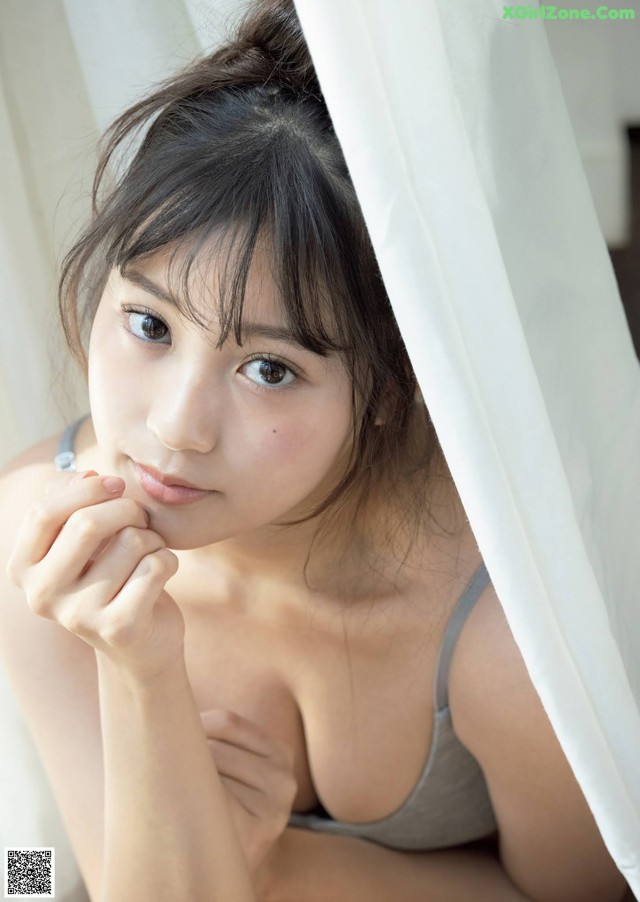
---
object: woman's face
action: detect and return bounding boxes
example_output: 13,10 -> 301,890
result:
87,244 -> 354,550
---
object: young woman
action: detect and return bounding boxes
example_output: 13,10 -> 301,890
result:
0,1 -> 629,900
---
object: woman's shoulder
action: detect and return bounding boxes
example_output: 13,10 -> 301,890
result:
447,578 -> 565,778
448,580 -> 626,901
0,429 -> 61,486
0,430 -> 64,530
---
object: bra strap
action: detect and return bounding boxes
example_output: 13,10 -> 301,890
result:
434,561 -> 491,711
54,415 -> 90,472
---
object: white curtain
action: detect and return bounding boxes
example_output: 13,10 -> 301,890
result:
293,0 -> 640,894
1,0 -> 638,899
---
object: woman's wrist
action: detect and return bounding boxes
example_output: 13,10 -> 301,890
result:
95,641 -> 187,695
97,638 -> 255,901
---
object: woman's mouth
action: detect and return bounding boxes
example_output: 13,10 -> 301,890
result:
132,461 -> 215,505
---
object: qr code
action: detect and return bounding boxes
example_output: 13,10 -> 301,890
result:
4,848 -> 55,898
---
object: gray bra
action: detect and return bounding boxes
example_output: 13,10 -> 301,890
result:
288,561 -> 497,850
56,416 -> 497,851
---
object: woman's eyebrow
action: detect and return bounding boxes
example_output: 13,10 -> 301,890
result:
120,266 -> 318,351
239,323 -> 311,349
121,268 -> 177,306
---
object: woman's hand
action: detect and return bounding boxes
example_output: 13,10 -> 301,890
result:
199,708 -> 298,877
6,469 -> 182,682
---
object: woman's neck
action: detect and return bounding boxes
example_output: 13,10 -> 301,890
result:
192,465 -> 471,603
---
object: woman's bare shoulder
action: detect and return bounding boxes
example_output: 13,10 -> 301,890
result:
0,430 -> 61,490
0,431 -> 65,556
449,583 -> 626,902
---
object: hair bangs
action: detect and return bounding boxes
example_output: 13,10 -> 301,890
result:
106,105 -> 362,365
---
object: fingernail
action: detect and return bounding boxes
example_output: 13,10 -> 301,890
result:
102,476 -> 125,494
71,469 -> 98,483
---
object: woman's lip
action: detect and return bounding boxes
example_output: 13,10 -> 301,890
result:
133,462 -> 214,505
135,461 -> 205,490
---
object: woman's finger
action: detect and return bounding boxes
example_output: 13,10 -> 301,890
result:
17,496 -> 151,596
218,774 -> 264,815
43,469 -> 97,497
73,525 -> 166,600
204,737 -> 283,790
7,472 -> 140,577
199,709 -> 285,760
100,548 -> 180,634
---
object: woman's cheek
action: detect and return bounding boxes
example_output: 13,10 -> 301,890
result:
255,421 -> 306,462
91,311 -> 152,392
89,341 -> 142,420
236,411 -> 313,468
263,412 -> 347,471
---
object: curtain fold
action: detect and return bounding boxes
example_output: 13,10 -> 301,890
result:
293,0 -> 640,892
0,0 -> 94,461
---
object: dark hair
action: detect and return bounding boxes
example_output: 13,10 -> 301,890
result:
58,0 -> 449,569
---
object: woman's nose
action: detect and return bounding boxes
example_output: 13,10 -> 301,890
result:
146,366 -> 220,454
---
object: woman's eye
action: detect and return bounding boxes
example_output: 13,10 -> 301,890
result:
126,310 -> 170,344
242,358 -> 296,388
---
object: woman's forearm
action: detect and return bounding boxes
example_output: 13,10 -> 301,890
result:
262,828 -> 531,902
97,652 -> 255,902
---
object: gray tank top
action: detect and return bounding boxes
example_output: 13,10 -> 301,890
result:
56,416 -> 498,851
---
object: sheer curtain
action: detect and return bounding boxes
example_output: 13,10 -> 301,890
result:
293,0 -> 640,893
1,0 -> 638,898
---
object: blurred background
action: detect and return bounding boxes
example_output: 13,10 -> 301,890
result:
543,14 -> 640,359
0,0 -> 638,467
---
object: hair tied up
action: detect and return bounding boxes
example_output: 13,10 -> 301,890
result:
224,0 -> 323,100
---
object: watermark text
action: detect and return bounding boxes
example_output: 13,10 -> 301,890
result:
503,5 -> 636,19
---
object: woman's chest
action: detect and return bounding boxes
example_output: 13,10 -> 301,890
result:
175,573 -> 457,823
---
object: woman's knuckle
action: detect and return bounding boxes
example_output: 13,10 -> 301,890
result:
151,548 -> 178,576
6,555 -> 21,587
142,551 -> 165,578
118,526 -> 145,555
60,608 -> 85,635
100,618 -> 128,645
28,590 -> 51,617
68,510 -> 98,542
30,500 -> 51,529
160,548 -> 179,572
98,624 -> 119,646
